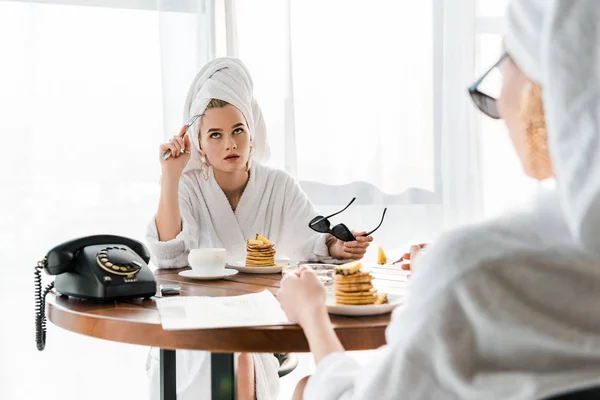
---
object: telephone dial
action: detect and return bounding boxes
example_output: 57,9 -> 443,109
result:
34,235 -> 157,351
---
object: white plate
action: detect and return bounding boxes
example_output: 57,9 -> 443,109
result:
226,262 -> 282,274
326,294 -> 403,316
227,259 -> 295,274
178,269 -> 239,280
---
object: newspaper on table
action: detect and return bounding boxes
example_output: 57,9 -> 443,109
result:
156,290 -> 292,330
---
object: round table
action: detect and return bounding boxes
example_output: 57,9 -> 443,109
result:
47,264 -> 407,399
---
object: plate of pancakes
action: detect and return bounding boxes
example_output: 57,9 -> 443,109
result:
326,260 -> 403,316
227,234 -> 292,274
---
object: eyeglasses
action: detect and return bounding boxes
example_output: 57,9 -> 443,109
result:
308,197 -> 387,242
468,52 -> 509,120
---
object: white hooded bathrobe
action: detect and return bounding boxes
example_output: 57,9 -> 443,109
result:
304,1 -> 600,399
145,57 -> 334,400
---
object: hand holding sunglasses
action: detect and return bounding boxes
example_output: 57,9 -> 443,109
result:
309,197 -> 387,242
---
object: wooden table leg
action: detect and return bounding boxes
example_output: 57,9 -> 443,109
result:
211,352 -> 236,400
160,349 -> 176,400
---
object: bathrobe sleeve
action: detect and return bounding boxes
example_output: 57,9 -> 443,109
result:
145,176 -> 199,269
303,295 -> 455,400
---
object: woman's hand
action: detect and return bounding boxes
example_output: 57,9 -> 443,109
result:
278,268 -> 345,365
159,128 -> 192,179
327,231 -> 373,260
278,267 -> 327,328
392,243 -> 426,277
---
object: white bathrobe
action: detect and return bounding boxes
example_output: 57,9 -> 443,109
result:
146,163 -> 335,400
147,163 -> 333,267
305,1 -> 600,399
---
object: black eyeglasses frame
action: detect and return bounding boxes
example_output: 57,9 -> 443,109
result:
468,52 -> 509,120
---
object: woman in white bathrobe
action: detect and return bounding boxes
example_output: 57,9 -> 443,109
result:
145,57 -> 372,400
278,1 -> 600,399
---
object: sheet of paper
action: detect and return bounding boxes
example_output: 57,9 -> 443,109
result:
155,289 -> 292,330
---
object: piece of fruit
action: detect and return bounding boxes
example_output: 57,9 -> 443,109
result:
335,260 -> 363,275
377,246 -> 387,265
247,239 -> 264,245
376,293 -> 388,304
255,234 -> 273,245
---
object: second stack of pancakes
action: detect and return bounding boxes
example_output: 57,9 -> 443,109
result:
334,261 -> 386,305
245,237 -> 276,267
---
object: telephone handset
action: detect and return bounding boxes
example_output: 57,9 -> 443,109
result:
45,234 -> 151,274
35,235 -> 157,351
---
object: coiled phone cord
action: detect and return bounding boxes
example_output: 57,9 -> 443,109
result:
35,260 -> 54,351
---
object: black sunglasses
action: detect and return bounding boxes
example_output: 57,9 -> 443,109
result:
309,197 -> 387,242
468,52 -> 509,120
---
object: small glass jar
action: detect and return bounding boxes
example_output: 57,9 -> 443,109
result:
296,263 -> 336,287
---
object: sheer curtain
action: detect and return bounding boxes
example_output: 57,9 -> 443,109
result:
0,2 -> 165,399
233,0 -> 483,255
0,1 -> 535,399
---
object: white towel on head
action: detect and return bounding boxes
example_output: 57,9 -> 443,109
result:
181,57 -> 270,173
505,0 -> 600,256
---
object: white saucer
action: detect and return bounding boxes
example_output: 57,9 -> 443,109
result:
178,269 -> 238,280
325,294 -> 403,316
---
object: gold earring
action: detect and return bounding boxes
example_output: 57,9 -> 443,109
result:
200,154 -> 211,181
520,83 -> 553,180
246,146 -> 254,172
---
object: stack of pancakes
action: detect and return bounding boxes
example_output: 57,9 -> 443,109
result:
245,234 -> 276,267
334,261 -> 387,305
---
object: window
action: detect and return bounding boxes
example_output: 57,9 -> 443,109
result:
235,0 -> 436,197
0,3 -> 165,399
474,0 -> 540,218
0,2 -> 165,239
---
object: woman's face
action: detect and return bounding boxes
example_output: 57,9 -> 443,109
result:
497,56 -> 531,172
198,104 -> 251,173
497,56 -> 553,179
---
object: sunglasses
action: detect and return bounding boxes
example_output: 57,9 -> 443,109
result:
309,197 -> 387,242
468,52 -> 509,120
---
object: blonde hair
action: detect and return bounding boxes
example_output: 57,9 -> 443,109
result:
198,98 -> 230,151
206,98 -> 229,109
520,83 -> 553,180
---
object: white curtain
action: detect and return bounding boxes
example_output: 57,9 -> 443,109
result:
439,0 -> 483,227
0,1 -> 532,399
0,2 -> 164,399
231,0 -> 485,253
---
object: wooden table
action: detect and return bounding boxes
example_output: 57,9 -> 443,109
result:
47,264 -> 407,400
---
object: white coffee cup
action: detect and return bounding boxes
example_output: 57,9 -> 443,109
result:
188,248 -> 227,275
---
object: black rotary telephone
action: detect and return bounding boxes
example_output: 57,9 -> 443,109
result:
34,235 -> 157,351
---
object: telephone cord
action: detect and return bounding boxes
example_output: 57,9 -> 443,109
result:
35,261 -> 54,351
